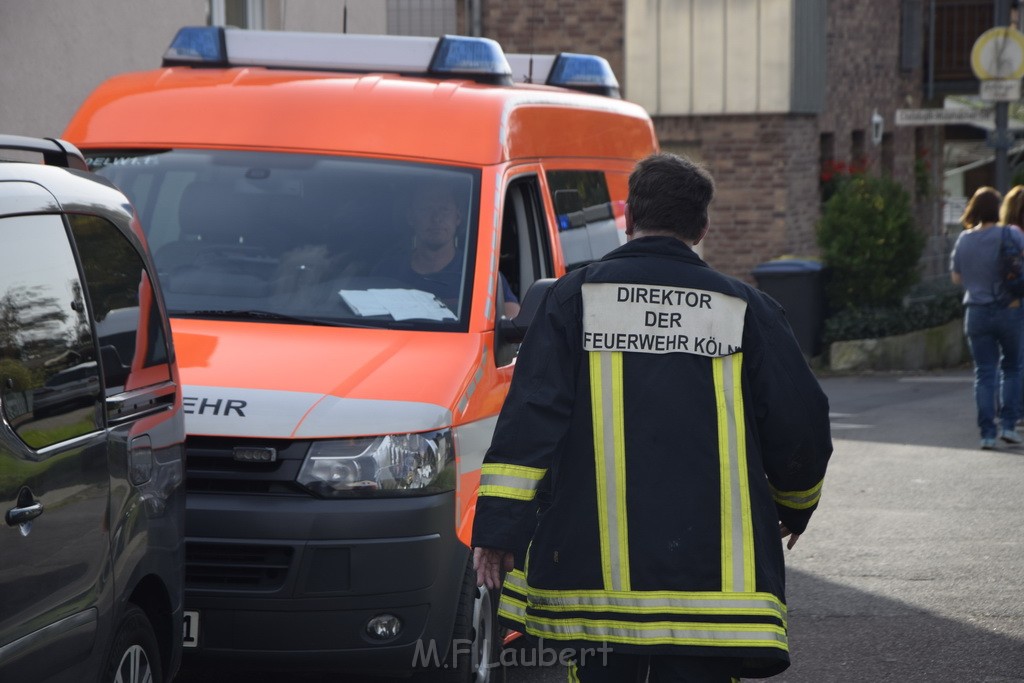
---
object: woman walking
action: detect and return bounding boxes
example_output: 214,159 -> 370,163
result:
999,185 -> 1024,424
951,186 -> 1024,449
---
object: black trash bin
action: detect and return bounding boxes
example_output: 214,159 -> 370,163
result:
751,258 -> 827,357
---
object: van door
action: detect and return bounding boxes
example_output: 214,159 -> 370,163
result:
0,213 -> 109,683
495,170 -> 555,367
66,212 -> 180,661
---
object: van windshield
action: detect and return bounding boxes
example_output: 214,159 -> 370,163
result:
86,150 -> 479,330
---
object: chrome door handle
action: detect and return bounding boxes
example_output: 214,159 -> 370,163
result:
6,501 -> 44,526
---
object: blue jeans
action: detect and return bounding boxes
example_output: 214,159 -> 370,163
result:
965,304 -> 1023,439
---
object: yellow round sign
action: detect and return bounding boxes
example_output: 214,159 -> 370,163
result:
971,26 -> 1024,80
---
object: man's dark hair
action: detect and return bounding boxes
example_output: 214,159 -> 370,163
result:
627,153 -> 715,241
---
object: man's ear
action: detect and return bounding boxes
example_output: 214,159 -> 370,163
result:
624,203 -> 635,238
692,219 -> 710,246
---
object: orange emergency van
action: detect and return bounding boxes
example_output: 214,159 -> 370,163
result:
64,27 -> 657,679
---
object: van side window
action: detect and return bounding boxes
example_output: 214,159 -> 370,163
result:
0,215 -> 102,449
546,170 -> 618,270
68,215 -> 171,395
501,176 -> 553,305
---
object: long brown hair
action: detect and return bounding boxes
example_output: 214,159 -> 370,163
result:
960,186 -> 1002,229
1000,185 -> 1024,227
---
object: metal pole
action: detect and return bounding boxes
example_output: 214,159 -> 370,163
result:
928,0 -> 935,102
996,0 -> 1011,194
997,103 -> 1010,193
471,0 -> 482,37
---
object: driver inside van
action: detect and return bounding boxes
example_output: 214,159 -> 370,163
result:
375,184 -> 521,318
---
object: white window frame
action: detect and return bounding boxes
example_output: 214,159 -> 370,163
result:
210,0 -> 265,29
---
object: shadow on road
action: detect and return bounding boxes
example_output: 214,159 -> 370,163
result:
822,372 -> 1024,453
780,568 -> 1024,682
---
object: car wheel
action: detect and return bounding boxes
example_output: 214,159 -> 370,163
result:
419,559 -> 504,683
103,603 -> 163,683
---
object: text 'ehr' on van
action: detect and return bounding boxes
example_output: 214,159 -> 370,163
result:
64,26 -> 658,680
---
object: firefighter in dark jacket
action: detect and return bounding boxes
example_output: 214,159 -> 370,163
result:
472,153 -> 832,682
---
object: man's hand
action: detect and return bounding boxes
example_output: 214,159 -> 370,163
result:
473,547 -> 514,589
779,524 -> 800,550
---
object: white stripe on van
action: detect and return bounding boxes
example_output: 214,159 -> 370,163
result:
183,385 -> 451,438
454,414 -> 499,474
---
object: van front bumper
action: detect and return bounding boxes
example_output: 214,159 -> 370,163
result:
182,490 -> 467,674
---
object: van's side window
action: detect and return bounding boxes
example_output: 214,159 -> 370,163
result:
69,215 -> 171,395
501,176 -> 553,306
0,215 -> 103,449
546,170 -> 618,270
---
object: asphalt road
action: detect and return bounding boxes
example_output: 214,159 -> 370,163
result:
176,369 -> 1024,682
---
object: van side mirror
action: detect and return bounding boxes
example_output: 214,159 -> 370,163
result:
497,278 -> 555,345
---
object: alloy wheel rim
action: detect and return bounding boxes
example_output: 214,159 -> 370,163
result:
471,585 -> 495,682
113,644 -> 153,683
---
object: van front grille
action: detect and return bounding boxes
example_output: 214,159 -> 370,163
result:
185,436 -> 310,496
186,542 -> 294,591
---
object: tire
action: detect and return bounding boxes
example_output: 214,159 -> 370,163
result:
102,603 -> 163,683
418,559 -> 504,683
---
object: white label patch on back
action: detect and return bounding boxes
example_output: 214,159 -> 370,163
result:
582,283 -> 746,357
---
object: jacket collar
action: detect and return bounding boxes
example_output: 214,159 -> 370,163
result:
601,235 -> 709,268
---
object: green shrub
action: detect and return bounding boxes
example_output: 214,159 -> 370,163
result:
823,282 -> 962,344
817,174 -> 924,311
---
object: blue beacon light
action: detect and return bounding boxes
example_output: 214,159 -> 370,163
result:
163,26 -> 228,67
429,35 -> 513,86
547,53 -> 621,98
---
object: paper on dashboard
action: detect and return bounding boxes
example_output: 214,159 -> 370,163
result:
339,288 -> 456,321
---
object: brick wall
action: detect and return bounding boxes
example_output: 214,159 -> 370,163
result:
820,0 -> 945,281
820,0 -> 922,192
481,0 -> 624,88
656,115 -> 820,282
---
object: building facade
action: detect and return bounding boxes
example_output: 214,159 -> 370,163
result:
482,0 -> 943,282
2,0 -> 950,282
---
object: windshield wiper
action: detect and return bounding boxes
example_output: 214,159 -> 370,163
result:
169,309 -> 432,329
170,309 -> 355,326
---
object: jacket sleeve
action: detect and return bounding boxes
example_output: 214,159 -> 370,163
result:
746,293 -> 833,535
471,283 -> 579,558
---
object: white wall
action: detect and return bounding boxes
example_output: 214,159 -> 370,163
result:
0,0 -> 392,139
266,0 -> 386,34
0,0 -> 207,138
625,0 -> 795,115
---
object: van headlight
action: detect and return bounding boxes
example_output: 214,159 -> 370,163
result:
297,429 -> 455,497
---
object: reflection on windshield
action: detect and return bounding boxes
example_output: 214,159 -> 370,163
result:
87,151 -> 479,329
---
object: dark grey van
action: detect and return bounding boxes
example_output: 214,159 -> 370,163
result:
0,136 -> 185,683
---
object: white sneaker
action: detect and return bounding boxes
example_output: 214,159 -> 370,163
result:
1000,429 -> 1023,444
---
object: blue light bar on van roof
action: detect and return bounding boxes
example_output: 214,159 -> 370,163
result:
164,26 -> 228,66
548,53 -> 620,98
507,52 -> 620,98
162,26 -> 513,85
429,35 -> 512,85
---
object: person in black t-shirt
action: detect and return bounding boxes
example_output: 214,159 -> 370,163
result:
375,184 -> 519,317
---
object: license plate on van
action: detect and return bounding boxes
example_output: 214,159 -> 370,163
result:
183,610 -> 199,648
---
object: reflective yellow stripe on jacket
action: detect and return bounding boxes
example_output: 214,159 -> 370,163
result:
498,568 -> 788,650
769,479 -> 824,510
479,462 -> 547,501
590,350 -> 630,592
714,353 -> 755,593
